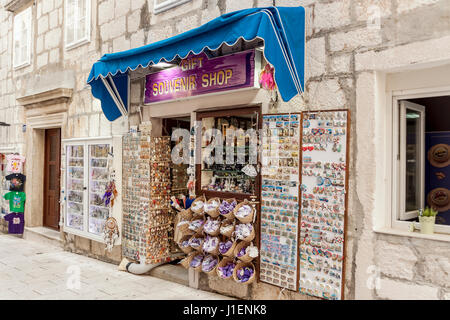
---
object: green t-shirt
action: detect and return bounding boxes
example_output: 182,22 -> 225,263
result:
4,192 -> 26,213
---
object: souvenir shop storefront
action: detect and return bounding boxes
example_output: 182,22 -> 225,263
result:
88,7 -> 349,300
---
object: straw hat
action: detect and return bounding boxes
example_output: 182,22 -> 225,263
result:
427,188 -> 450,212
428,144 -> 450,168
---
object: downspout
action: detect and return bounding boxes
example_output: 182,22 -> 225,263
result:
119,255 -> 166,275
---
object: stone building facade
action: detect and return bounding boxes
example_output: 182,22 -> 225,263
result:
1,0 -> 450,300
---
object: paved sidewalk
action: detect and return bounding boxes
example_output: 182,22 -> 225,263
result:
0,234 -> 232,300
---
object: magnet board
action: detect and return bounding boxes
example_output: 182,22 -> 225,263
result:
259,113 -> 301,290
298,110 -> 349,300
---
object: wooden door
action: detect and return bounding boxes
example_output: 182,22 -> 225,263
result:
44,128 -> 61,230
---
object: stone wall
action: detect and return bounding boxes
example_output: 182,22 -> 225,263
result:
1,0 -> 450,300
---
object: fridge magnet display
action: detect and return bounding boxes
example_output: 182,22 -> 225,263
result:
298,110 -> 349,300
260,113 -> 301,291
122,133 -> 176,264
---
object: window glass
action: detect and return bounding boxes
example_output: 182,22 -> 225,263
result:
65,0 -> 90,47
405,109 -> 421,212
13,7 -> 31,68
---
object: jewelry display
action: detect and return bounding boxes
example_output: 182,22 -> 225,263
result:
298,110 -> 349,300
259,114 -> 300,291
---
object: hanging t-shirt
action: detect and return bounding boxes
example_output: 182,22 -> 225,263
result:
6,154 -> 25,174
3,213 -> 24,234
3,192 -> 26,213
5,173 -> 26,192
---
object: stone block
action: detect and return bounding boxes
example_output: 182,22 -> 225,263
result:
105,245 -> 122,263
75,235 -> 91,252
99,0 -> 114,25
37,14 -> 49,35
175,14 -> 199,35
115,0 -> 131,18
148,24 -> 173,43
36,35 -> 44,54
37,52 -> 49,69
226,0 -> 252,13
207,274 -> 249,299
397,0 -> 439,14
314,0 -> 351,32
99,113 -> 112,136
376,278 -> 439,300
49,10 -> 58,29
329,27 -> 382,53
200,4 -> 221,25
130,81 -> 142,104
276,0 -> 316,6
44,27 -> 62,50
306,78 -> 347,109
354,0 -> 392,22
355,34 -> 450,71
109,16 -> 127,39
330,54 -> 351,73
420,255 -> 450,287
89,113 -> 100,137
131,0 -> 147,11
130,29 -> 145,48
91,239 -> 105,257
42,0 -> 54,15
49,48 -> 59,64
375,240 -> 417,280
113,35 -> 130,52
127,10 -> 141,33
305,36 -> 325,79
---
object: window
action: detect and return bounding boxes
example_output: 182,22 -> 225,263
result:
65,141 -> 111,241
153,0 -> 192,14
13,7 -> 32,68
398,101 -> 425,220
65,0 -> 90,48
393,93 -> 450,233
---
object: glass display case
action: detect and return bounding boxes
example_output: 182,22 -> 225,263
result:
65,141 -> 111,239
196,107 -> 260,199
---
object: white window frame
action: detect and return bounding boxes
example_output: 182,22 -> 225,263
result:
63,137 -> 111,242
64,0 -> 91,50
13,6 -> 32,69
390,87 -> 450,234
153,0 -> 192,14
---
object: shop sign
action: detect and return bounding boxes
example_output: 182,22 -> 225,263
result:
144,50 -> 255,103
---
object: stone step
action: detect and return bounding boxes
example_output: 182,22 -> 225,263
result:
23,226 -> 63,248
148,262 -> 189,287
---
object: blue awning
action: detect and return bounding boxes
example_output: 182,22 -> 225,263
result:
87,6 -> 305,121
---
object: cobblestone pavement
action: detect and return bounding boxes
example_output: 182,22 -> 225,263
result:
0,234 -> 232,300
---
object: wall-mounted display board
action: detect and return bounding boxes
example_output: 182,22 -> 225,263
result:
259,113 -> 301,291
298,110 -> 349,300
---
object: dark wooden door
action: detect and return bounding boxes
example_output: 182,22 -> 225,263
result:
44,128 -> 61,230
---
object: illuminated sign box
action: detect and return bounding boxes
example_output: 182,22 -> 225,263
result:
144,49 -> 257,104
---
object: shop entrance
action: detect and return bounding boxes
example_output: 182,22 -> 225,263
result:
43,128 -> 61,230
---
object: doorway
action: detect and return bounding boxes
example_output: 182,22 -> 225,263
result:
43,128 -> 61,230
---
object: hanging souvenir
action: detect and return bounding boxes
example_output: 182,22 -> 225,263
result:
103,217 -> 119,252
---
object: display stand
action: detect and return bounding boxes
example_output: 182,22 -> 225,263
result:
298,110 -> 350,300
122,133 -> 176,263
259,113 -> 301,291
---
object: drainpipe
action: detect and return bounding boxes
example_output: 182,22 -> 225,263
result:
118,256 -> 166,275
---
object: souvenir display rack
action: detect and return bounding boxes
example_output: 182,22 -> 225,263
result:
122,132 -> 176,263
195,107 -> 261,200
176,195 -> 259,284
298,110 -> 349,300
259,113 -> 301,291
